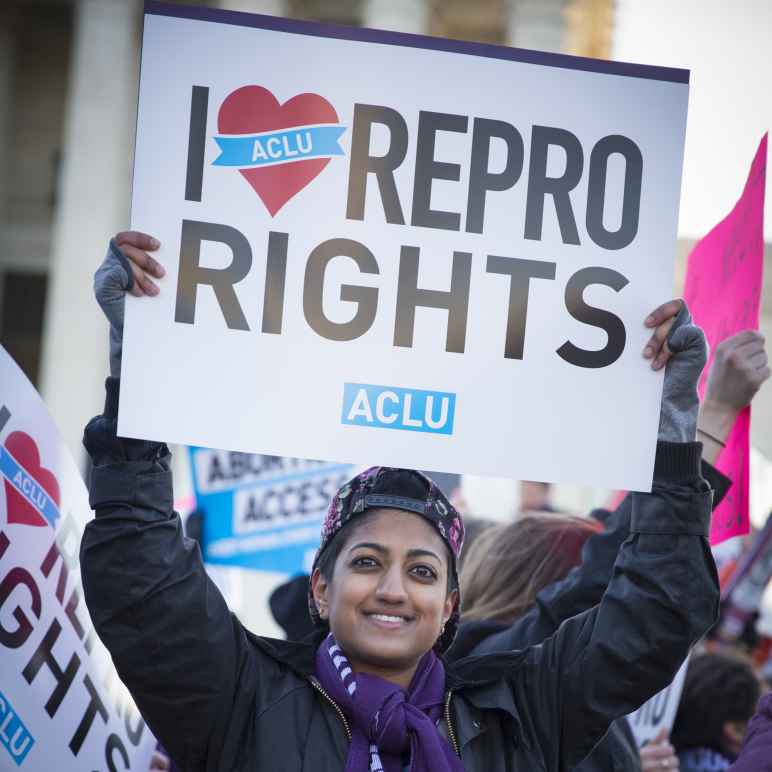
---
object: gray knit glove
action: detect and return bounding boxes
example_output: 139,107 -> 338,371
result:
94,239 -> 134,378
658,303 -> 709,443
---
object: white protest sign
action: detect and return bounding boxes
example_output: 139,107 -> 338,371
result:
121,3 -> 689,491
0,347 -> 156,770
627,658 -> 689,747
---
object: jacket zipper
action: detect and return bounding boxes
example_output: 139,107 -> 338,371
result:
444,690 -> 461,758
309,677 -> 352,740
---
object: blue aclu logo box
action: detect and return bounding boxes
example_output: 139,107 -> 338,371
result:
341,383 -> 456,435
0,690 -> 34,766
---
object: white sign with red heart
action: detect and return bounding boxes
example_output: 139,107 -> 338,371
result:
122,5 -> 689,491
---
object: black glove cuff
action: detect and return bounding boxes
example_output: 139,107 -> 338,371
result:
104,377 -> 121,419
654,440 -> 703,483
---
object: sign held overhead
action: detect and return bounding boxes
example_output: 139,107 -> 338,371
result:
120,2 -> 690,490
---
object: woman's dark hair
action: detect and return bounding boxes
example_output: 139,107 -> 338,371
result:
671,652 -> 761,756
316,509 -> 454,594
316,510 -> 379,582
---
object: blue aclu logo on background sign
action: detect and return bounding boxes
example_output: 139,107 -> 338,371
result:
0,690 -> 34,766
341,383 -> 456,435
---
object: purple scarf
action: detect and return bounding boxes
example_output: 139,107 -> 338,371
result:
314,634 -> 464,772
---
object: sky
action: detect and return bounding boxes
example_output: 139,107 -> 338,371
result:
614,0 -> 771,242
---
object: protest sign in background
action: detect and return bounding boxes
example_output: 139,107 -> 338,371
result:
189,448 -> 460,577
121,3 -> 690,491
716,511 -> 772,642
684,134 -> 767,544
0,346 -> 156,770
190,448 -> 354,573
627,659 -> 689,748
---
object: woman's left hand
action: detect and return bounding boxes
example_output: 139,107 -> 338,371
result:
645,299 -> 708,443
639,729 -> 679,770
643,299 -> 687,370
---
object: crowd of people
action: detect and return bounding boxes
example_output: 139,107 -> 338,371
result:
82,230 -> 772,771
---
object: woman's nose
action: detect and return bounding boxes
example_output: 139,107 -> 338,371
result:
375,566 -> 408,602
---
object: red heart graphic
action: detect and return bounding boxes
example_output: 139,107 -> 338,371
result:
218,86 -> 340,216
3,431 -> 60,528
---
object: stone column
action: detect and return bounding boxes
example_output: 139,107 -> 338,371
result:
507,0 -> 567,52
39,0 -> 140,465
563,0 -> 613,58
0,9 -> 15,224
364,0 -> 429,33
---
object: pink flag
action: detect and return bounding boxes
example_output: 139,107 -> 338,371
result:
683,134 -> 767,545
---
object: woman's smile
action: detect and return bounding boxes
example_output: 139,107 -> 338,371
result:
363,610 -> 416,630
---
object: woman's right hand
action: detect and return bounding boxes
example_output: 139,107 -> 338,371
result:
113,230 -> 164,296
94,231 -> 164,376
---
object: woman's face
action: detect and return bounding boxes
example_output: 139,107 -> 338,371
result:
312,509 -> 457,688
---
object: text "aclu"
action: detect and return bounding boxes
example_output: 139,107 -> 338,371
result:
341,384 -> 455,435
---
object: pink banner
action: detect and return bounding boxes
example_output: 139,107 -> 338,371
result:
684,134 -> 767,545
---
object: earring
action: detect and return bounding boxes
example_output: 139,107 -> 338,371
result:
440,622 -> 446,636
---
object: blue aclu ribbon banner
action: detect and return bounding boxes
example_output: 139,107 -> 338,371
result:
0,446 -> 60,528
213,125 -> 346,168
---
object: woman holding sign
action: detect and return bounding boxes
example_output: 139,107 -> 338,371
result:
82,231 -> 720,771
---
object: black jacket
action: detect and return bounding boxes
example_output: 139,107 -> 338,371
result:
80,378 -> 720,772
449,464 -> 730,772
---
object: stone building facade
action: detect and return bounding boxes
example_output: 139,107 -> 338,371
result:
1,0 -> 611,461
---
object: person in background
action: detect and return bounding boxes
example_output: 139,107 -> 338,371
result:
269,573 -> 317,640
671,653 -> 762,771
453,514 -> 495,570
727,691 -> 772,772
520,481 -> 561,513
460,514 -> 601,625
455,513 -> 679,771
697,330 -> 770,464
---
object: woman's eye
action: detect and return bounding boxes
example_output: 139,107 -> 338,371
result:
410,565 -> 438,580
352,556 -> 378,568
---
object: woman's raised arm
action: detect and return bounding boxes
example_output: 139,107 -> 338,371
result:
81,236 -> 260,769
498,303 -> 719,770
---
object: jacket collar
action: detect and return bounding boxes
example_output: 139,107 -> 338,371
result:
446,619 -> 508,661
249,631 -> 526,747
248,630 -> 319,677
446,651 -> 527,747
